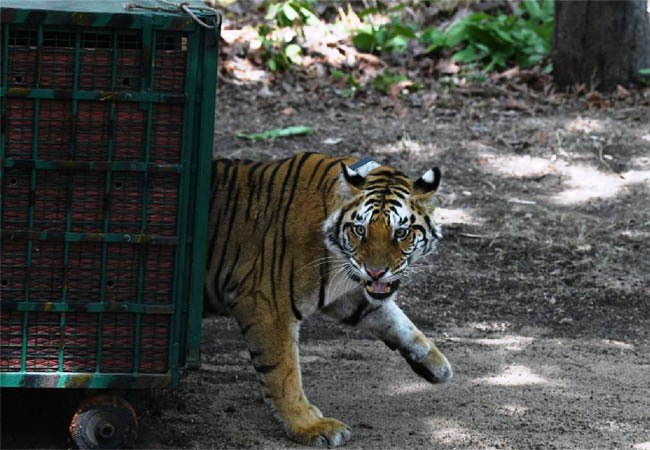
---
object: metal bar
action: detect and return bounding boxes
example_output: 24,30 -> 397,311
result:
0,230 -> 179,245
0,87 -> 185,104
186,15 -> 219,369
1,159 -> 183,173
58,29 -> 84,371
3,302 -> 175,315
132,21 -> 156,375
0,7 -> 202,32
0,372 -> 173,389
168,28 -> 202,386
96,28 -> 120,373
1,25 -> 8,158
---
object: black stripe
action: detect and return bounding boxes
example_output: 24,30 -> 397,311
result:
317,158 -> 345,191
241,323 -> 255,336
370,169 -> 403,177
318,257 -> 328,309
332,210 -> 348,254
254,363 -> 279,374
254,163 -> 273,206
324,177 -> 339,195
318,187 -> 330,310
206,163 -> 238,286
265,159 -> 288,210
244,162 -> 264,220
307,156 -> 326,186
412,224 -> 427,235
270,157 -> 297,303
221,244 -> 241,295
289,262 -> 303,321
213,168 -> 242,292
341,300 -> 381,327
280,153 -> 311,265
424,215 -> 440,239
391,189 -> 408,199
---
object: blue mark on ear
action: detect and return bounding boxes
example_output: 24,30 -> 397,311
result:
349,157 -> 378,171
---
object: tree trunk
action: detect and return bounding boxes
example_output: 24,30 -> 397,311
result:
553,0 -> 650,91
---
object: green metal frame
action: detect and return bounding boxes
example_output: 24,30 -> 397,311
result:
0,0 -> 219,389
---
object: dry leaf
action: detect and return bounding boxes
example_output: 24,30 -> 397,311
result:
435,59 -> 460,75
615,84 -> 631,99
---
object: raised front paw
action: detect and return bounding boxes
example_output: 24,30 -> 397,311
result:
402,344 -> 453,384
289,417 -> 352,448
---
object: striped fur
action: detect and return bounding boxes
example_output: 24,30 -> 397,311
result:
206,153 -> 452,447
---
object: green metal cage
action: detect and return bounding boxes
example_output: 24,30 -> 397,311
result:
0,1 -> 220,390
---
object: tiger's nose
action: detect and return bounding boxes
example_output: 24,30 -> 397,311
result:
366,266 -> 387,280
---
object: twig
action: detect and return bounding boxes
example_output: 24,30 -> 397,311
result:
597,144 -> 626,179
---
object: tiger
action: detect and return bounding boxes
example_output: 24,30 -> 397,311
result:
205,152 -> 452,447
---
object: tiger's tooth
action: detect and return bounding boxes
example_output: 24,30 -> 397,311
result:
367,285 -> 375,293
385,285 -> 391,293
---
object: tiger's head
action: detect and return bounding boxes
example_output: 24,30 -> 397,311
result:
324,162 -> 442,302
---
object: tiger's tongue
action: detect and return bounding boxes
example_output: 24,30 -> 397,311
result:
372,281 -> 388,293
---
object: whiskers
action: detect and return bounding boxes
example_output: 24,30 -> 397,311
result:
298,256 -> 359,300
296,256 -> 344,273
322,260 -> 359,302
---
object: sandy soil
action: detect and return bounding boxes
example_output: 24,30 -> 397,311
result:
2,80 -> 649,449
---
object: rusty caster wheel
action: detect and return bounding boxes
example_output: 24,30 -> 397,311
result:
70,394 -> 138,449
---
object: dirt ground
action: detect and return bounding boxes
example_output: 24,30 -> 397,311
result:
3,77 -> 649,449
138,79 -> 650,450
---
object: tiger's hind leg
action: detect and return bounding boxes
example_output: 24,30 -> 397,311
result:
322,291 -> 453,384
232,294 -> 352,447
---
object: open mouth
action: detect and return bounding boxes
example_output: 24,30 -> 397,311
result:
364,279 -> 400,300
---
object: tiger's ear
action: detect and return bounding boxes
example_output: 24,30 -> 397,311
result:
338,163 -> 366,198
413,167 -> 441,195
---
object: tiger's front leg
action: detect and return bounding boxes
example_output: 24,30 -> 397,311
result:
232,298 -> 352,447
322,291 -> 453,383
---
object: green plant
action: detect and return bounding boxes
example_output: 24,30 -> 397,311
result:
258,24 -> 303,71
331,69 -> 362,98
420,0 -> 554,72
372,72 -> 420,94
258,1 -> 320,71
265,0 -> 319,27
352,16 -> 418,54
640,68 -> 650,86
237,126 -> 313,141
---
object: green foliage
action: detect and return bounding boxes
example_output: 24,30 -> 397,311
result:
372,72 -> 421,94
256,0 -> 555,76
372,72 -> 409,93
265,0 -> 319,27
258,1 -> 320,71
429,0 -> 553,71
331,69 -> 362,98
258,24 -> 303,71
352,17 -> 418,54
640,68 -> 650,86
237,126 -> 313,141
442,0 -> 554,71
352,0 -> 554,73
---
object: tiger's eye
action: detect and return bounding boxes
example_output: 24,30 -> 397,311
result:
354,224 -> 366,237
394,228 -> 409,239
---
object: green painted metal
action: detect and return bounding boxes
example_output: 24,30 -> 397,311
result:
1,371 -> 172,389
0,0 -> 220,389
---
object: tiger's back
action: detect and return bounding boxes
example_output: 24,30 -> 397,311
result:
205,153 -> 354,317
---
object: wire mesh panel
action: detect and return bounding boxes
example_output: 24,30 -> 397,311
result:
0,1 -> 220,389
